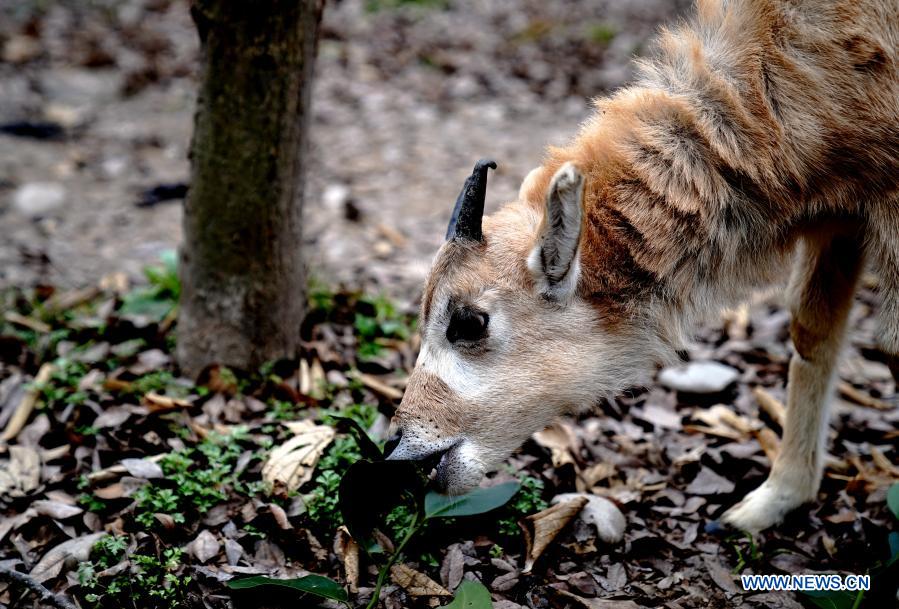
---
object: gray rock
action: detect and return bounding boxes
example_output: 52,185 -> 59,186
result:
658,361 -> 740,394
12,182 -> 66,216
552,492 -> 626,543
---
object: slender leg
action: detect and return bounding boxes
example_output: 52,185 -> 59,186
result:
867,201 -> 899,383
722,229 -> 864,533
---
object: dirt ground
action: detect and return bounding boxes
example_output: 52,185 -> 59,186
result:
0,0 -> 692,302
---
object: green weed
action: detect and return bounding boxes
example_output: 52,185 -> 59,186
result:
130,428 -> 252,527
77,535 -> 190,609
119,250 -> 180,321
498,472 -> 548,536
354,294 -> 415,359
36,357 -> 89,409
586,22 -> 617,45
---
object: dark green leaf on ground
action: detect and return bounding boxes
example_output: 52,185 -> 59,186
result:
425,481 -> 520,519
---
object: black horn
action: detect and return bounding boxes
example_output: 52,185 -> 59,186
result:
446,158 -> 497,242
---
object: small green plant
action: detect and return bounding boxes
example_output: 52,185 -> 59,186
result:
498,473 -> 548,536
129,428 -> 250,527
119,250 -> 180,320
727,532 -> 763,574
354,294 -> 415,359
36,357 -> 89,408
77,535 -> 190,609
230,429 -> 514,609
586,22 -> 617,45
321,403 -> 380,430
129,370 -> 181,396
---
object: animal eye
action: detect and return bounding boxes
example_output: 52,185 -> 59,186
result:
446,307 -> 489,344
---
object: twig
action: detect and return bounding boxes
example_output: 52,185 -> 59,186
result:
837,381 -> 893,410
0,563 -> 78,609
3,311 -> 51,333
1,363 -> 56,442
753,387 -> 785,428
355,373 -> 403,401
365,512 -> 421,609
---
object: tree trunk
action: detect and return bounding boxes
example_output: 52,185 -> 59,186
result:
177,0 -> 322,377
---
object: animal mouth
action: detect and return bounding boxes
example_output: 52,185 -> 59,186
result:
432,442 -> 463,492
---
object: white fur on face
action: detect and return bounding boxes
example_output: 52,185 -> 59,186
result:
395,280 -> 665,494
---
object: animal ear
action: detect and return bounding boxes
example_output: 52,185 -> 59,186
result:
528,162 -> 584,299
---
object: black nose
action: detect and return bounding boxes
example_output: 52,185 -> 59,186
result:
384,429 -> 402,457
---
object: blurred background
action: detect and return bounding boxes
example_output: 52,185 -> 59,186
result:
0,0 -> 691,302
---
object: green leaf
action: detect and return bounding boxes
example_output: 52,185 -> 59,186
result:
425,481 -> 520,519
802,589 -> 860,609
884,531 -> 899,570
227,574 -> 347,602
442,581 -> 493,608
118,290 -> 174,320
887,482 -> 899,520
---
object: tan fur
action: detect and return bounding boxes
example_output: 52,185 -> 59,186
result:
393,0 -> 899,532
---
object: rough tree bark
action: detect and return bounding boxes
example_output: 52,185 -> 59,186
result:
177,0 -> 322,377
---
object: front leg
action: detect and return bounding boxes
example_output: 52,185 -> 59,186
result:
722,230 -> 864,533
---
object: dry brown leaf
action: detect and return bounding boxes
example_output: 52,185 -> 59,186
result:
87,453 -> 166,483
44,286 -> 99,313
556,591 -> 641,609
93,483 -> 126,500
32,500 -> 83,520
0,445 -> 41,498
190,530 -> 221,563
390,564 -> 451,597
299,359 -> 312,395
224,538 -> 244,565
268,503 -> 293,530
30,532 -> 106,582
99,271 -> 129,294
532,419 -> 579,468
692,404 -> 755,435
576,462 -> 616,493
754,427 -> 780,463
376,222 -> 409,248
3,311 -> 51,333
1,363 -> 55,442
262,420 -> 335,492
838,381 -> 893,410
871,446 -> 899,477
143,392 -> 191,412
753,387 -> 785,427
309,359 -> 327,400
334,526 -> 360,592
682,424 -> 742,441
120,458 -> 164,479
356,372 -> 403,401
721,302 -> 750,340
521,496 -> 588,573
702,554 -> 737,594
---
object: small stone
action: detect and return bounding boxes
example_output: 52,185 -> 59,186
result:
2,35 -> 41,64
372,240 -> 393,258
12,182 -> 66,216
658,361 -> 740,394
322,183 -> 350,211
553,493 -> 626,544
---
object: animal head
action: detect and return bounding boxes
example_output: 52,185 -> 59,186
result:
388,159 -> 666,493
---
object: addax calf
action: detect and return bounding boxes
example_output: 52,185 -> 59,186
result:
389,0 -> 899,533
